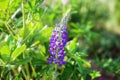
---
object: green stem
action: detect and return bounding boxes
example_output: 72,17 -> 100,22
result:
5,22 -> 15,38
22,1 -> 30,79
25,64 -> 30,80
68,68 -> 76,80
22,69 -> 27,80
54,65 -> 57,79
21,0 -> 26,63
30,62 -> 36,77
22,0 -> 26,39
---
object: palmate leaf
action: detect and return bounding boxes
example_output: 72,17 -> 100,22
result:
90,70 -> 101,80
11,45 -> 26,61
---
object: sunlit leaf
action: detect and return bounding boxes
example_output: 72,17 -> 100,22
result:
0,0 -> 9,9
0,44 -> 10,62
11,45 -> 26,61
90,70 -> 101,79
66,38 -> 77,53
0,44 -> 10,55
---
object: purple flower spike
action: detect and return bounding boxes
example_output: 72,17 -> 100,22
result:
47,23 -> 69,66
47,9 -> 70,66
47,24 -> 68,66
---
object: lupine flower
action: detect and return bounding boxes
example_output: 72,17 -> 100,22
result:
47,9 -> 70,66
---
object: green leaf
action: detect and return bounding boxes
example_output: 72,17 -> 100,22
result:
6,72 -> 12,80
32,58 -> 47,66
90,70 -> 101,79
73,54 -> 91,68
0,44 -> 10,62
0,0 -> 9,9
11,57 -> 31,65
11,45 -> 26,61
0,45 -> 10,55
60,66 -> 73,80
40,27 -> 53,42
66,38 -> 77,53
39,44 -> 45,53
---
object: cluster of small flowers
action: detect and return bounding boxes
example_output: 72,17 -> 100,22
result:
47,22 -> 68,66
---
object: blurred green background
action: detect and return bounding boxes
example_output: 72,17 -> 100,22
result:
0,0 -> 120,80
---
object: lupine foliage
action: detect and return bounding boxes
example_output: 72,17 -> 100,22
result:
0,0 -> 120,80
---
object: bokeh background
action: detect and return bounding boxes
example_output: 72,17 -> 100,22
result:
0,0 -> 120,80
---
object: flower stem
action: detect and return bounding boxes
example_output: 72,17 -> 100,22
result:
22,0 -> 26,39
